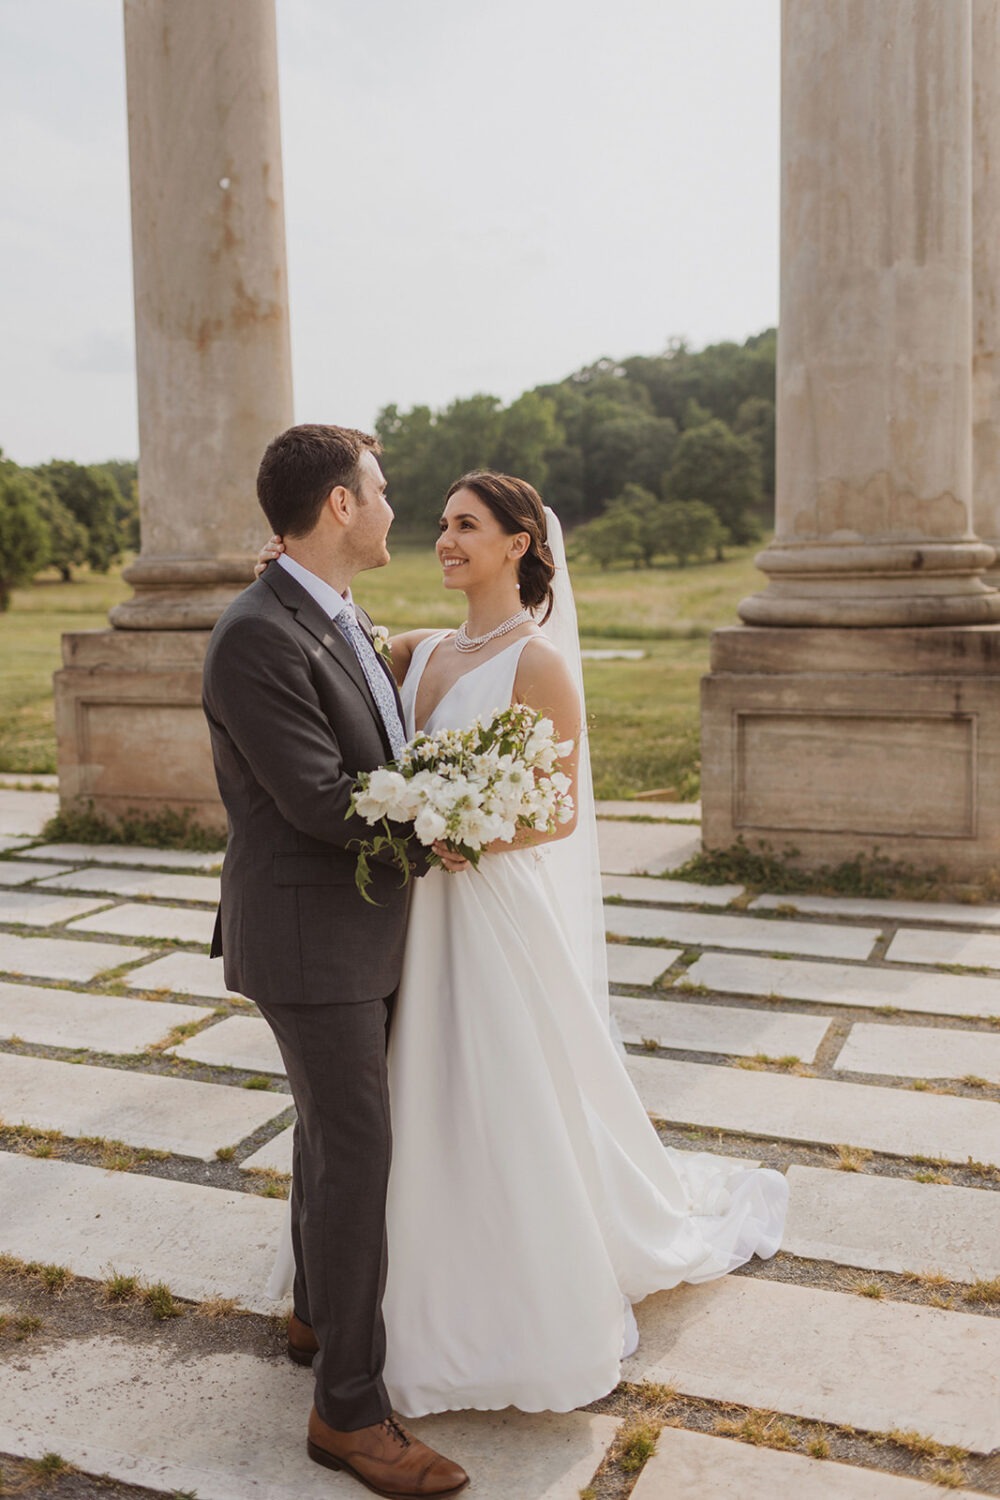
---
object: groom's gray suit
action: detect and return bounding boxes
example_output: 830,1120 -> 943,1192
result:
203,559 -> 415,1431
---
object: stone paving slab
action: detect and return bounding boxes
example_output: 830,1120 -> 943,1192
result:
37,866 -> 221,904
0,836 -> 32,853
836,1022 -> 1000,1084
0,860 -> 75,885
596,800 -> 702,821
782,1165 -> 1000,1283
0,888 -> 111,927
631,1427 -> 985,1499
0,772 -> 59,788
0,1335 -> 618,1500
68,901 -> 217,946
0,1052 -> 288,1160
625,1055 -> 1000,1162
612,994 -> 830,1061
125,950 -> 246,1001
0,1153 -> 285,1312
603,874 -> 743,907
752,890 -> 1000,929
0,930 -> 152,983
886,927 -> 1000,971
171,1015 -> 285,1074
241,1124 -> 295,1174
607,944 -> 680,987
19,841 -> 224,871
0,980 -> 213,1054
681,952 -> 1000,1020
625,1278 -> 1000,1452
596,820 -> 701,875
0,788 -> 58,835
606,908 -> 880,962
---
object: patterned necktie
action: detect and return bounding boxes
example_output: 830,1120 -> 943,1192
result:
337,610 -> 408,760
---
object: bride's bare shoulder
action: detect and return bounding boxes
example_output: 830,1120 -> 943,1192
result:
388,627 -> 447,685
514,634 -> 579,724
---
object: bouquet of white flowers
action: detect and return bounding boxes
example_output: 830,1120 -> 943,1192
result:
349,703 -> 575,902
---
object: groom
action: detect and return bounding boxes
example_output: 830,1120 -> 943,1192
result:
203,424 -> 468,1498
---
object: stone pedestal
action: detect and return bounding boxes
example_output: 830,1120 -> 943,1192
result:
702,625 -> 1000,877
54,1 -> 292,829
701,1 -> 1000,877
54,633 -> 224,835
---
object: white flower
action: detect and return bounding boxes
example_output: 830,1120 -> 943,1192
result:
353,788 -> 390,822
366,768 -> 409,808
414,807 -> 447,844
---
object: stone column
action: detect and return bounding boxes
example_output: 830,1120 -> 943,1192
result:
973,0 -> 1000,570
743,0 -> 997,628
701,0 -> 1000,878
54,0 -> 292,831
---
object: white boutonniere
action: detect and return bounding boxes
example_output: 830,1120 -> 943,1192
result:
371,625 -> 393,667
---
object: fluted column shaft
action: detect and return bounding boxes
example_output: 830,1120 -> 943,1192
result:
974,0 -> 1000,570
742,0 -> 1000,627
111,0 -> 293,630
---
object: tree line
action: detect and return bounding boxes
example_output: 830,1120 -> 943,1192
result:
377,328 -> 775,567
0,455 -> 138,609
0,328 -> 776,609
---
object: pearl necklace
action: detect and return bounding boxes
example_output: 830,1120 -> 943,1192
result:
454,608 -> 532,653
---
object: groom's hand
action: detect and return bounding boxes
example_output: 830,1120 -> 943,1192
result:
432,841 -> 470,873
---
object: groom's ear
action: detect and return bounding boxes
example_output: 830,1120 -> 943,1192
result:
324,485 -> 353,528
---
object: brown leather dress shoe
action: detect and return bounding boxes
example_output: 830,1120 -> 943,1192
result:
307,1406 -> 469,1498
287,1311 -> 319,1367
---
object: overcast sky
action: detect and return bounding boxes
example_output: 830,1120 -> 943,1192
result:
0,0 -> 779,466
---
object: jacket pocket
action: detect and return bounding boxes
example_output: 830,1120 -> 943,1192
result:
272,853 -> 356,886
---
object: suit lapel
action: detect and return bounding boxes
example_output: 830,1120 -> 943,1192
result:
261,565 -> 392,749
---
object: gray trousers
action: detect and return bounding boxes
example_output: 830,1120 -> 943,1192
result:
256,996 -> 394,1431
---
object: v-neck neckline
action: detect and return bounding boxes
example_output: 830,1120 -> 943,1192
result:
411,632 -> 531,735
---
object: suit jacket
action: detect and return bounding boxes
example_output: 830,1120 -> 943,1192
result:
202,562 -> 415,1006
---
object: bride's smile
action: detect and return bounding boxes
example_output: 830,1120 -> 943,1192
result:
436,488 -> 530,635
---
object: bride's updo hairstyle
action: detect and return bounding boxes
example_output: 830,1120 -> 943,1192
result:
445,471 -> 556,623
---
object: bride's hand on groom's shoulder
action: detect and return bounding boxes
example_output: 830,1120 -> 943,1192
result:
254,535 -> 285,578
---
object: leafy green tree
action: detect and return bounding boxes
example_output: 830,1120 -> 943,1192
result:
0,461 -> 51,609
35,460 -> 122,572
605,484 -> 662,566
35,481 -> 89,580
733,395 -> 776,503
95,459 -> 140,551
571,508 -> 643,570
664,419 -> 763,546
657,500 -> 724,566
493,392 -> 560,492
437,394 -> 504,483
583,405 -> 677,511
377,403 -> 448,532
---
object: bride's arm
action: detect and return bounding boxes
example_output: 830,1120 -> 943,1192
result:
385,628 -> 441,688
486,636 -> 582,854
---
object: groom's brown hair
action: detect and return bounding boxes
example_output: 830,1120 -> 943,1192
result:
257,423 -> 382,538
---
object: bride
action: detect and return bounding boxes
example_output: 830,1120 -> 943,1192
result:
259,471 -> 787,1417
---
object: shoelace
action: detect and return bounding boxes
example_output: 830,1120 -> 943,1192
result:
382,1417 -> 412,1448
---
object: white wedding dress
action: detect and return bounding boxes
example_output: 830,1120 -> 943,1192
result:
371,630 -> 788,1417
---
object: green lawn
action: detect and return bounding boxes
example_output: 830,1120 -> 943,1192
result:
0,545 -> 766,796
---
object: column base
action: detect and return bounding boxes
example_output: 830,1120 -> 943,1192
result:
701,624 -> 1000,877
109,555 -> 255,630
54,630 -> 225,835
739,539 -> 1000,626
